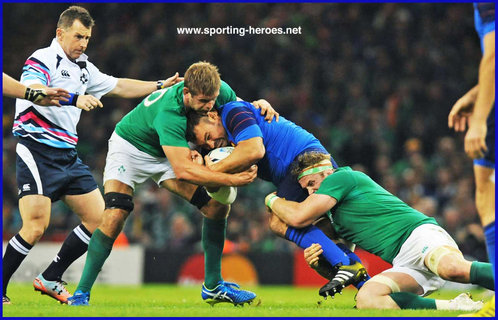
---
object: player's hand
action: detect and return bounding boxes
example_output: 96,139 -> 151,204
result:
464,117 -> 487,159
304,243 -> 323,269
157,72 -> 184,89
448,94 -> 475,132
190,150 -> 204,165
25,87 -> 70,107
203,154 -> 215,168
264,192 -> 277,211
76,94 -> 103,111
252,99 -> 279,123
229,165 -> 257,186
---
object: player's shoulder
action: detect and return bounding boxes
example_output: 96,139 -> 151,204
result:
28,45 -> 55,62
150,83 -> 185,112
220,100 -> 252,114
325,167 -> 357,183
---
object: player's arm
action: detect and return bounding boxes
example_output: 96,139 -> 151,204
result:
265,192 -> 337,228
163,145 -> 257,188
465,30 -> 495,159
106,73 -> 183,98
209,137 -> 265,173
3,73 -> 70,107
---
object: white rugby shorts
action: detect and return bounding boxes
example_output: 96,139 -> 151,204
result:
381,223 -> 459,296
103,131 -> 176,190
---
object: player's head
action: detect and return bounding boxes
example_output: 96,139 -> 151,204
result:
183,61 -> 221,113
186,110 -> 228,151
56,6 -> 94,60
292,152 -> 334,195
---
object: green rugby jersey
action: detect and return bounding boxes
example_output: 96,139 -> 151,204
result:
115,81 -> 236,157
315,167 -> 438,263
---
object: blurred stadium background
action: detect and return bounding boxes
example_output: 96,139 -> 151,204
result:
2,3 -> 489,288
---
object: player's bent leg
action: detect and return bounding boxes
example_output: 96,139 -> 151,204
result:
355,276 -> 401,309
63,188 -> 105,233
474,165 -> 495,227
36,189 -> 106,304
3,195 -> 50,303
161,179 -> 255,305
18,195 -> 51,243
474,165 -> 495,272
68,181 -> 133,306
425,245 -> 494,290
425,246 -> 471,282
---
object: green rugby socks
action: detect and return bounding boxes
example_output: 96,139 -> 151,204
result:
470,261 -> 494,290
76,228 -> 115,293
202,218 -> 227,289
389,292 -> 437,309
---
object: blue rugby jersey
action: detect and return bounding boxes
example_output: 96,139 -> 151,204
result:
474,2 -> 495,51
218,101 -> 326,185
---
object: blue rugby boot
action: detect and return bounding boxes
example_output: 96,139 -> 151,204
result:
67,290 -> 90,306
201,281 -> 257,306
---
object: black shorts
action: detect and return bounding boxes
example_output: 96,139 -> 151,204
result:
16,138 -> 98,202
474,107 -> 495,168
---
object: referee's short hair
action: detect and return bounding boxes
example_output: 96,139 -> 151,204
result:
58,6 -> 95,29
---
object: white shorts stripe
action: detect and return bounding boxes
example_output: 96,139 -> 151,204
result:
9,237 -> 30,255
16,143 -> 43,194
73,226 -> 91,244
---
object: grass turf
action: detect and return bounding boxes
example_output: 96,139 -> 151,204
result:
2,283 -> 491,317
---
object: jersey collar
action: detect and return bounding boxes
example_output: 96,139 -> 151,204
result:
50,38 -> 89,65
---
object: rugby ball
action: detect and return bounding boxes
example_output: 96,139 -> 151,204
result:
207,147 -> 234,163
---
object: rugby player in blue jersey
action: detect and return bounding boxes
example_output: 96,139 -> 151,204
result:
448,3 -> 495,316
187,100 -> 370,296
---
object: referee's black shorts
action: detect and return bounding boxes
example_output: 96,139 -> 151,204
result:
16,138 -> 98,202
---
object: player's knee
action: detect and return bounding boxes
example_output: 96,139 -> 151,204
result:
355,287 -> 381,309
104,192 -> 134,213
436,257 -> 469,282
21,224 -> 46,243
200,199 -> 230,219
426,246 -> 468,281
190,186 -> 211,210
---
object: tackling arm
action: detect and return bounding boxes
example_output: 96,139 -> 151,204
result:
209,137 -> 265,173
163,145 -> 257,188
265,193 -> 337,228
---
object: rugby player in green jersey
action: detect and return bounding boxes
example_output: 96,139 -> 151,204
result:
265,152 -> 494,311
68,61 -> 277,306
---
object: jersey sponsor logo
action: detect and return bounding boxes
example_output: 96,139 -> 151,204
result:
61,70 -> 71,78
118,165 -> 126,173
421,246 -> 429,254
22,183 -> 31,192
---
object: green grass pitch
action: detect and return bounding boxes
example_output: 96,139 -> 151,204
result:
3,283 -> 490,317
